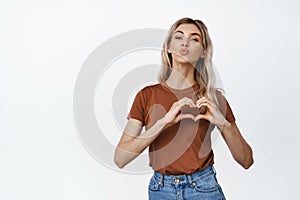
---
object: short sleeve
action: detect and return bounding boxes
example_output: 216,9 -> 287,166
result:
216,91 -> 236,123
126,89 -> 146,126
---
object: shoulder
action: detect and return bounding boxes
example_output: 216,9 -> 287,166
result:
215,89 -> 231,110
137,83 -> 162,94
215,89 -> 227,102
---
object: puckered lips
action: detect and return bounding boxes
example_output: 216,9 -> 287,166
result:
179,48 -> 189,55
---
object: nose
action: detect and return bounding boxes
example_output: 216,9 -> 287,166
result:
181,37 -> 189,47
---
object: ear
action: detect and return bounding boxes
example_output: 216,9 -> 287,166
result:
167,43 -> 173,53
199,49 -> 206,58
167,47 -> 173,53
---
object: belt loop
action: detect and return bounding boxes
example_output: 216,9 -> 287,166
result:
212,165 -> 216,174
187,174 -> 193,185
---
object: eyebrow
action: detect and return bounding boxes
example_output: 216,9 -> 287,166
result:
174,30 -> 201,37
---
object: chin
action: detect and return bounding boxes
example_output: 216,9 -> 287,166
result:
174,58 -> 193,65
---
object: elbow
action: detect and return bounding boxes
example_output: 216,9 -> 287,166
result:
114,158 -> 125,169
234,148 -> 254,170
114,150 -> 126,169
242,157 -> 254,169
241,150 -> 254,170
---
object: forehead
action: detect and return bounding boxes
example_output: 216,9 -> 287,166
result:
175,23 -> 201,35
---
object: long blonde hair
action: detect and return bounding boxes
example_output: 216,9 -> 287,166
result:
158,18 -> 221,107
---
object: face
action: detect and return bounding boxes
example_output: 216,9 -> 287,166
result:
168,23 -> 205,65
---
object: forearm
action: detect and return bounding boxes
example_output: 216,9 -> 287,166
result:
219,122 -> 254,169
114,117 -> 167,168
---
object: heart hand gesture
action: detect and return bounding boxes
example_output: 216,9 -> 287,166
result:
163,97 -> 197,127
195,97 -> 228,130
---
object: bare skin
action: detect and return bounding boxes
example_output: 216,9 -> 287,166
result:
114,23 -> 253,169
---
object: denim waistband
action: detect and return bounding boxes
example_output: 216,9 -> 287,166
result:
153,165 -> 215,185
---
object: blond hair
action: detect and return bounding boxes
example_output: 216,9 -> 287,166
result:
158,18 -> 221,107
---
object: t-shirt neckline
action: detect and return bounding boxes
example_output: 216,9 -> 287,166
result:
160,81 -> 198,95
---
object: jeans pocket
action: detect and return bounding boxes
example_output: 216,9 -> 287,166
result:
192,172 -> 220,193
148,175 -> 162,191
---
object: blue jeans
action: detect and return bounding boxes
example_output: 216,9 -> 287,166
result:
148,165 -> 226,200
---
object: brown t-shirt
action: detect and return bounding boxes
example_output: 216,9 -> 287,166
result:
127,82 -> 235,175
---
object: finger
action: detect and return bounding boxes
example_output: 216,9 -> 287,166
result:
174,113 -> 195,123
196,98 -> 213,105
197,102 -> 213,111
196,97 -> 210,104
178,101 -> 194,109
179,97 -> 196,107
196,96 -> 209,102
182,97 -> 196,106
180,113 -> 195,120
196,100 -> 214,108
194,114 -> 209,122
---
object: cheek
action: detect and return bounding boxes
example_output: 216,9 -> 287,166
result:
192,52 -> 201,59
190,46 -> 203,57
169,40 -> 181,51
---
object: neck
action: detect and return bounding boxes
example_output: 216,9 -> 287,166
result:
165,61 -> 196,90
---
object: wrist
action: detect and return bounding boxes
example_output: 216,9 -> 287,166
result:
217,119 -> 231,132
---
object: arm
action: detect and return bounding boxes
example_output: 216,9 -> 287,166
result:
196,97 -> 254,169
113,117 -> 166,169
114,97 -> 197,169
218,121 -> 254,169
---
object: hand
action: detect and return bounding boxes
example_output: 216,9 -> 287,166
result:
195,97 -> 229,130
163,97 -> 197,127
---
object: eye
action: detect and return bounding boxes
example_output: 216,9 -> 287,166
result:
175,35 -> 183,40
191,38 -> 199,42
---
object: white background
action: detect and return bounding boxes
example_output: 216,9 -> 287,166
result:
1,0 -> 300,199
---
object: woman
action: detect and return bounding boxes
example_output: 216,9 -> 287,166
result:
114,18 -> 253,200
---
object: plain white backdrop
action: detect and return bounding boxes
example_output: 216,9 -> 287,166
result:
1,0 -> 300,199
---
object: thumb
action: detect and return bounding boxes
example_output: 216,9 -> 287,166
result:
174,113 -> 195,123
194,114 -> 209,122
